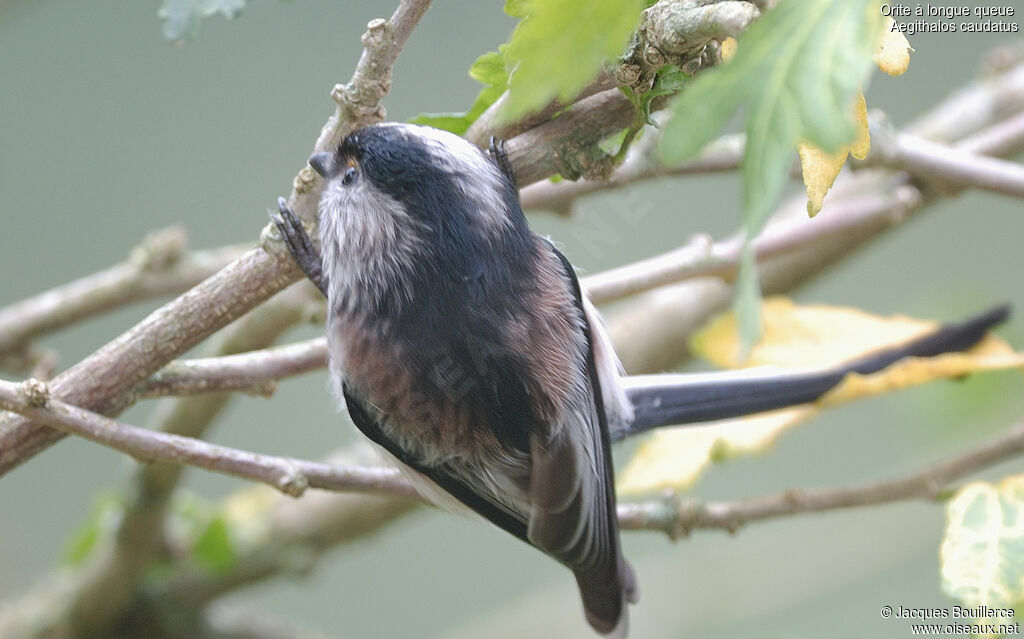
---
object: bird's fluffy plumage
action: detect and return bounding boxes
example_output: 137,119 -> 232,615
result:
314,123 -> 636,637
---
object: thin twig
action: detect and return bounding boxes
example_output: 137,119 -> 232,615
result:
520,132 -> 745,215
0,229 -> 245,368
581,186 -> 919,304
0,378 -> 416,498
907,62 -> 1024,142
138,336 -> 327,398
869,120 -> 1024,199
6,375 -> 1024,543
957,110 -> 1024,157
619,418 -> 1024,538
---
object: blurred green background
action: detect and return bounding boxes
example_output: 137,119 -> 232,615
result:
1,1 -> 1022,637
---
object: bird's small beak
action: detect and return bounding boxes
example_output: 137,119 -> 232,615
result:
308,152 -> 332,177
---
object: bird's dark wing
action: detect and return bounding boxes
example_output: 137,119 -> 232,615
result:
340,239 -> 632,636
524,245 -> 634,637
341,384 -> 529,543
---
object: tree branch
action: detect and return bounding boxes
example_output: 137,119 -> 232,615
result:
0,0 -> 435,478
619,417 -> 1024,538
0,228 -> 244,370
464,74 -> 617,149
521,107 -> 1024,218
0,242 -> 302,476
618,0 -> 758,94
314,0 -> 435,156
137,336 -> 327,398
61,284 -> 323,636
907,60 -> 1024,142
958,110 -> 1024,157
581,185 -> 919,304
520,132 -> 745,215
0,378 -> 418,498
505,89 -> 642,185
868,117 -> 1024,199
7,371 -> 1024,545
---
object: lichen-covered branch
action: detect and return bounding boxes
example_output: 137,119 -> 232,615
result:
619,0 -> 759,93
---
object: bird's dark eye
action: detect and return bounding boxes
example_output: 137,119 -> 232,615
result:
342,166 -> 359,186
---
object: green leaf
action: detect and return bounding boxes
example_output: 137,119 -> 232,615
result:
409,50 -> 509,135
941,476 -> 1024,616
639,65 -> 688,126
659,0 -> 883,351
500,0 -> 645,122
504,0 -> 529,19
733,243 -> 763,356
158,0 -> 248,44
62,494 -> 122,567
191,514 -> 237,574
407,113 -> 475,135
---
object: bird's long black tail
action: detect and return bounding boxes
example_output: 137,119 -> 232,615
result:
616,304 -> 1011,441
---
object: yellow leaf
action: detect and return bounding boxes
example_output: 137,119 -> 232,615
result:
619,299 -> 1022,495
797,93 -> 870,217
822,347 -> 1024,406
693,296 -> 937,369
618,407 -> 815,495
795,10 -> 903,218
875,17 -> 911,76
941,476 -> 1024,629
848,93 -> 871,160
